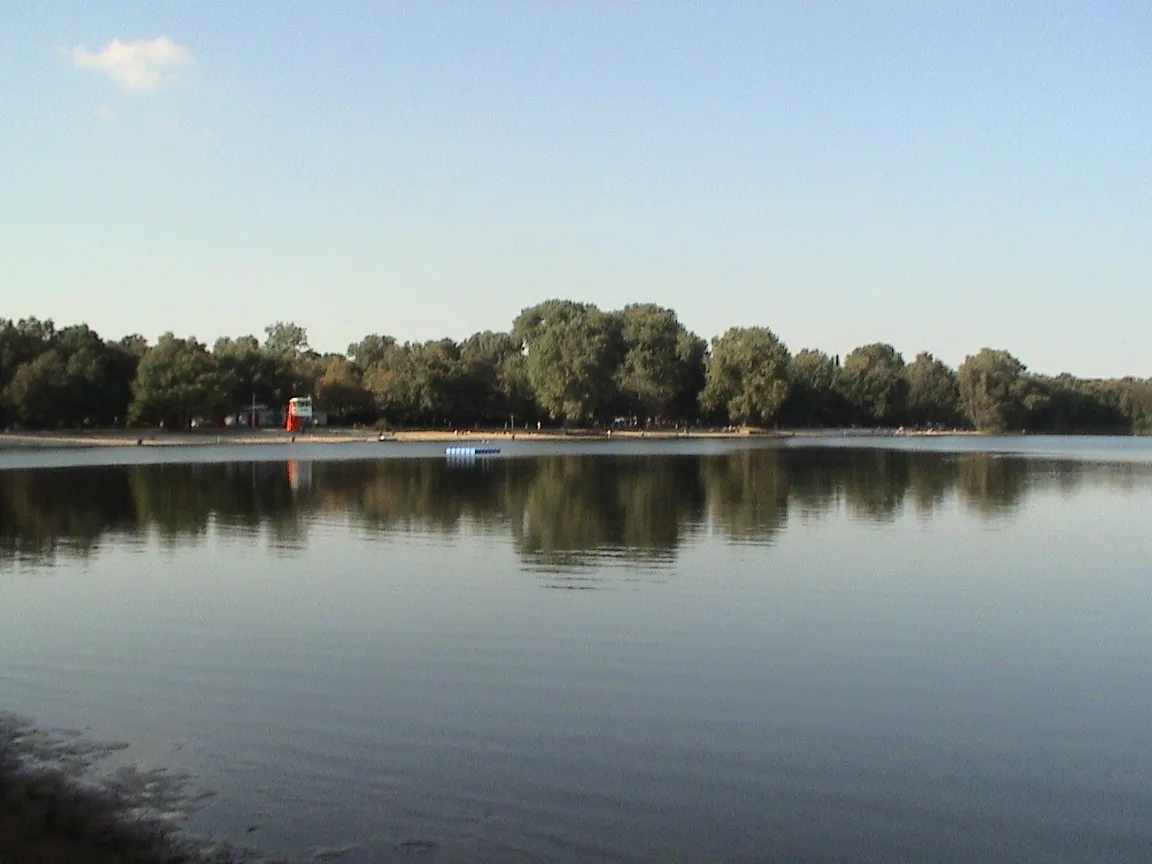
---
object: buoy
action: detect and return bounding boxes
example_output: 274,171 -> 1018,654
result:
445,446 -> 500,458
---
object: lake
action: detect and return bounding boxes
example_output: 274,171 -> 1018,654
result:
2,436 -> 1151,863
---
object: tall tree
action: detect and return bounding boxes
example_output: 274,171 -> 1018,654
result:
52,325 -> 136,426
129,334 -> 225,427
263,321 -> 310,357
838,343 -> 907,425
1,350 -> 68,428
956,348 -> 1034,432
0,317 -> 55,376
314,356 -> 374,422
615,303 -> 703,423
406,340 -> 474,425
116,334 -> 150,358
0,318 -> 57,426
261,321 -> 317,402
903,352 -> 960,427
1025,375 -> 1130,433
672,329 -> 708,423
363,342 -> 416,424
1,324 -> 137,428
513,300 -> 620,422
1113,378 -> 1152,433
347,334 -> 397,370
700,327 -> 792,426
783,349 -> 845,427
213,335 -> 302,409
460,330 -> 537,424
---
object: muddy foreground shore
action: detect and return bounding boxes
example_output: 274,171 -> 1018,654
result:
0,719 -> 234,864
0,764 -> 193,864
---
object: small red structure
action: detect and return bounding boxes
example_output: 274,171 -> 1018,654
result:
285,396 -> 313,432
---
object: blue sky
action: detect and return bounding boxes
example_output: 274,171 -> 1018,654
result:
1,2 -> 1148,377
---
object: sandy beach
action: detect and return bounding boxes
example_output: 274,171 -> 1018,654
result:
0,426 -> 975,451
0,426 -> 794,450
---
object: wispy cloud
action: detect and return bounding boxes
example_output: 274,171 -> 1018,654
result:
72,37 -> 191,93
95,105 -> 120,122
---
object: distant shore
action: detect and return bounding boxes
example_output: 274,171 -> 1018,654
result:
0,426 -> 983,450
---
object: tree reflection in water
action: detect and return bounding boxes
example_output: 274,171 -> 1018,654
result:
0,449 -> 1144,573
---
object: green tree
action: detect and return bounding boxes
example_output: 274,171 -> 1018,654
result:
406,340 -> 473,425
0,318 -> 57,426
213,335 -> 302,412
903,352 -> 960,427
213,335 -> 262,406
0,318 -> 55,378
2,350 -> 68,427
956,348 -> 1034,432
513,300 -> 620,423
672,329 -> 708,423
700,327 -> 791,426
129,334 -> 225,427
106,336 -> 148,423
54,325 -> 137,426
362,342 -> 415,424
460,330 -> 538,425
1113,378 -> 1152,433
1022,374 -> 1133,434
347,334 -> 397,370
838,343 -> 907,425
314,355 -> 375,422
615,303 -> 704,423
359,340 -> 476,426
260,322 -> 316,405
0,324 -> 137,428
498,350 -> 539,426
263,321 -> 310,357
117,334 -> 149,358
782,349 -> 845,427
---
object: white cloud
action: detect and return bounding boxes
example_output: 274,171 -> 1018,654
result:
95,105 -> 119,121
72,36 -> 191,93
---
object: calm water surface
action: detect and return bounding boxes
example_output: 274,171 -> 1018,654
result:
1,437 -> 1151,863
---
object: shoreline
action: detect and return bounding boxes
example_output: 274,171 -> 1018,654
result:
0,725 -> 221,864
0,426 -> 979,451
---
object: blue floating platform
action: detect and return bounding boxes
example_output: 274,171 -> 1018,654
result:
445,446 -> 501,457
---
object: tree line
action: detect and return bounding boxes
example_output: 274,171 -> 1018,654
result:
2,300 -> 1150,433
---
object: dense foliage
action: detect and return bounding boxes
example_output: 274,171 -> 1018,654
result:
1,305 -> 1149,433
